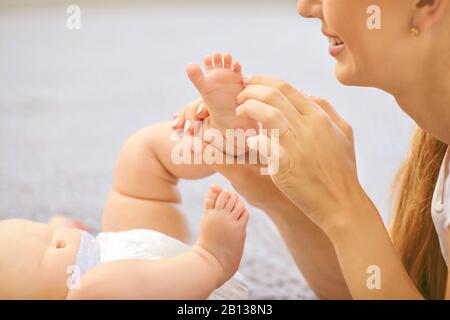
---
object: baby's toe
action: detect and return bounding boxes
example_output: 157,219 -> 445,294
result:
186,63 -> 205,91
231,200 -> 245,220
213,52 -> 223,68
215,190 -> 230,209
224,53 -> 232,69
224,193 -> 238,212
204,185 -> 221,210
232,61 -> 242,74
204,55 -> 213,71
238,209 -> 250,226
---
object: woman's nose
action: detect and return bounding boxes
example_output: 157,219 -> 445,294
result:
297,0 -> 322,19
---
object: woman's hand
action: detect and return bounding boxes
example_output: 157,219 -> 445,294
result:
171,99 -> 294,214
171,99 -> 210,135
233,77 -> 423,300
171,97 -> 357,299
236,75 -> 366,231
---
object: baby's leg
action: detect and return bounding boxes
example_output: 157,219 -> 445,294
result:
69,188 -> 249,300
102,121 -> 215,243
198,186 -> 249,281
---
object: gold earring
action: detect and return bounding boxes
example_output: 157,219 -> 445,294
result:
410,27 -> 420,37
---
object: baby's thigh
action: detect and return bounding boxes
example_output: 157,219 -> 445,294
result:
102,193 -> 191,243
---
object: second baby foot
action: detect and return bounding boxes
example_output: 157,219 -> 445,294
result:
186,53 -> 258,134
196,185 -> 249,284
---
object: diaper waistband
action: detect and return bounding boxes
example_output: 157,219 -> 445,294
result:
68,230 -> 99,288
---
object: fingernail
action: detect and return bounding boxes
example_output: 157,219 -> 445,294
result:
196,103 -> 205,115
243,76 -> 252,85
172,116 -> 180,127
172,113 -> 179,120
235,105 -> 242,115
184,120 -> 192,133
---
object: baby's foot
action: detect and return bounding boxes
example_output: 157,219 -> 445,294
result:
186,53 -> 258,134
196,185 -> 249,284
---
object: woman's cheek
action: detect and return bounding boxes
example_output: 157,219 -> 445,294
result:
322,0 -> 368,36
323,0 -> 388,84
323,0 -> 369,61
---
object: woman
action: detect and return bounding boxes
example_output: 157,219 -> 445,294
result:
183,0 -> 450,299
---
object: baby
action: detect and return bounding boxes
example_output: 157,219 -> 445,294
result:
0,53 -> 254,300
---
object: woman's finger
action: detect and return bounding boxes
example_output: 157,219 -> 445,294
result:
182,103 -> 203,136
196,103 -> 209,119
171,99 -> 204,133
172,111 -> 185,130
236,99 -> 291,135
309,96 -> 354,141
247,134 -> 292,177
237,85 -> 302,123
244,75 -> 318,115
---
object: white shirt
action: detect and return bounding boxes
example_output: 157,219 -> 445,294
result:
431,147 -> 450,265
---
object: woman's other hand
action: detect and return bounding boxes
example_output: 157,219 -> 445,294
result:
236,75 -> 366,232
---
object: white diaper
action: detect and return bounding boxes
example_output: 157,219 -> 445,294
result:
74,229 -> 249,300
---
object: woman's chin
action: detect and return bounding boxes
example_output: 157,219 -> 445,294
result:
334,65 -> 354,85
334,62 -> 363,86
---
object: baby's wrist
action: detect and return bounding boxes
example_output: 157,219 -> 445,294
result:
191,244 -> 226,287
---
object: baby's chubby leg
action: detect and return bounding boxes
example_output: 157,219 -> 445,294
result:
67,187 -> 249,300
102,121 -> 215,242
197,185 -> 249,282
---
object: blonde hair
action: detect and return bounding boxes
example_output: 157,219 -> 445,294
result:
390,127 -> 448,299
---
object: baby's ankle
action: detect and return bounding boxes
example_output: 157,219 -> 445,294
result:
202,118 -> 254,157
191,243 -> 227,287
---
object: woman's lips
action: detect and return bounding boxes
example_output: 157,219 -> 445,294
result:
326,35 -> 345,57
328,43 -> 345,57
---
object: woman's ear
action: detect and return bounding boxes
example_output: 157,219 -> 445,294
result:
412,0 -> 449,33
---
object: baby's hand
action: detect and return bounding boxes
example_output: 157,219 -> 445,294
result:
196,185 -> 249,284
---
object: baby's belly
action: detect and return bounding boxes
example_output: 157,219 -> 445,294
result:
37,227 -> 81,299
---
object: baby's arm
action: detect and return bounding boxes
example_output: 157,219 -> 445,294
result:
67,245 -> 223,300
102,121 -> 214,240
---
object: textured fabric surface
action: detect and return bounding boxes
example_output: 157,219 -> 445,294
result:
0,0 -> 414,299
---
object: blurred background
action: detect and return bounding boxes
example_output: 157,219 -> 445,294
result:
0,0 -> 415,299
